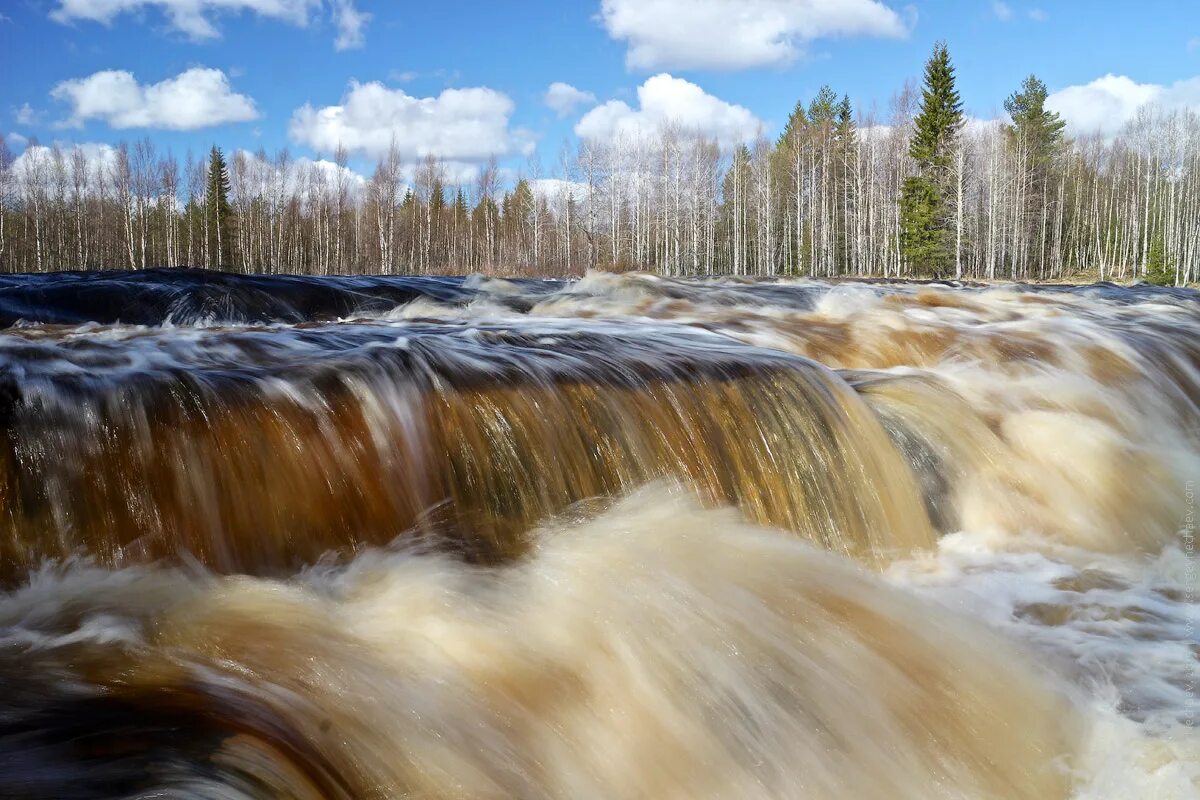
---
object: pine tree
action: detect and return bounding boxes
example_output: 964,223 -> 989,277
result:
900,41 -> 963,277
204,146 -> 234,268
834,94 -> 858,274
774,101 -> 810,275
805,86 -> 840,275
720,145 -> 753,274
1005,75 -> 1067,273
1005,75 -> 1066,176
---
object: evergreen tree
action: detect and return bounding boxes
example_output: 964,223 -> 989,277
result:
834,95 -> 857,152
430,176 -> 446,218
720,145 -> 754,273
776,100 -> 809,150
428,175 -> 446,265
508,179 -> 535,263
204,146 -> 234,268
1004,75 -> 1066,176
808,86 -> 838,126
1145,230 -> 1175,286
1004,74 -> 1067,273
400,189 -> 418,263
773,101 -> 810,274
900,41 -> 964,276
834,94 -> 858,274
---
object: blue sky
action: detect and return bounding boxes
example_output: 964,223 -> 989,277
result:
2,0 -> 1199,185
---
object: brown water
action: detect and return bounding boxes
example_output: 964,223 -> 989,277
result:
0,270 -> 1195,798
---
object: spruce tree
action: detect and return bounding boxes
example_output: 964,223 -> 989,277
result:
776,100 -> 809,150
1145,231 -> 1175,286
204,146 -> 234,268
808,86 -> 838,126
835,95 -> 856,151
900,41 -> 963,277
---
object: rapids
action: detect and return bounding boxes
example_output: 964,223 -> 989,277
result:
0,269 -> 1196,798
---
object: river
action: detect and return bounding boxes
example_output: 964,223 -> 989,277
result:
0,269 -> 1195,798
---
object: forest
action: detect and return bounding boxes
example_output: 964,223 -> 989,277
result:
1,43 -> 1197,284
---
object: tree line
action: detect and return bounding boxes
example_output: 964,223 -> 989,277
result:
1,43 -> 1197,284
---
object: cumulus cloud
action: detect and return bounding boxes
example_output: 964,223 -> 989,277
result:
332,0 -> 368,50
992,2 -> 1012,21
1047,74 -> 1200,137
49,0 -> 366,48
530,178 -> 588,203
9,142 -> 120,189
51,0 -> 315,38
288,81 -> 533,163
15,103 -> 39,126
600,0 -> 908,71
576,74 -> 763,147
303,157 -> 367,192
232,149 -> 369,199
544,82 -> 597,117
51,67 -> 259,130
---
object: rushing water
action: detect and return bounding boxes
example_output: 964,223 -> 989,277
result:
0,268 -> 1196,798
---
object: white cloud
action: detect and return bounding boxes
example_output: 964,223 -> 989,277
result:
50,0 -> 318,39
1047,74 -> 1200,137
6,132 -> 29,149
857,123 -> 893,142
331,0 -> 368,50
600,0 -> 908,71
966,116 -> 1003,136
15,103 -> 39,126
992,2 -> 1012,21
544,82 -> 597,117
49,0 -> 362,48
1189,37 -> 1200,53
1028,8 -> 1047,21
232,148 -> 368,200
299,156 -> 367,192
575,73 -> 763,147
51,67 -> 259,131
437,161 -> 495,186
10,142 -> 120,190
531,177 -> 588,203
289,81 -> 532,163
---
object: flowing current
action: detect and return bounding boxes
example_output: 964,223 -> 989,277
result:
0,269 -> 1196,798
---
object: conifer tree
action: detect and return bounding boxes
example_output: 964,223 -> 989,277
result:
1005,74 -> 1067,273
808,86 -> 838,126
204,146 -> 234,268
1005,75 -> 1066,174
835,94 -> 858,274
900,41 -> 963,276
774,101 -> 810,275
720,145 -> 753,274
776,101 -> 808,150
1145,230 -> 1175,286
